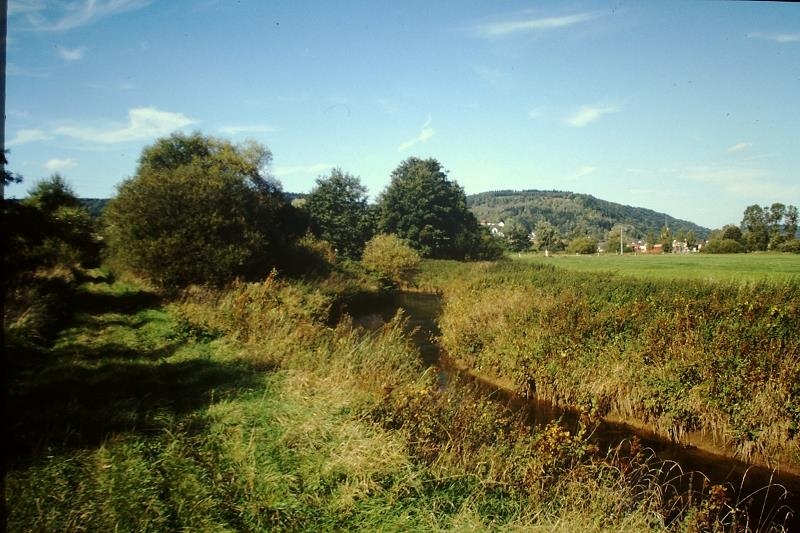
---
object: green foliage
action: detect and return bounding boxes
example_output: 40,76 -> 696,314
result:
376,157 -> 485,260
468,189 -> 710,242
567,235 -> 598,254
534,219 -> 562,252
703,238 -> 746,254
779,239 -> 800,254
6,266 -> 774,532
361,234 -> 421,288
104,132 -> 296,289
304,168 -> 373,259
4,174 -> 100,284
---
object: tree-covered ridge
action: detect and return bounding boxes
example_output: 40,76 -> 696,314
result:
467,189 -> 710,241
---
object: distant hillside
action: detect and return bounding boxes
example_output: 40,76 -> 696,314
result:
467,190 -> 710,240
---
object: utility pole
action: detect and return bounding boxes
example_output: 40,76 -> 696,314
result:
620,225 -> 624,255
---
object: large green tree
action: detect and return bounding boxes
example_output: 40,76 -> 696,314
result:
741,204 -> 769,251
304,168 -> 373,259
376,157 -> 485,259
104,132 -> 291,289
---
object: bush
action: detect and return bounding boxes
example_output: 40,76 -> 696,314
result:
703,238 -> 745,254
361,234 -> 421,288
104,132 -> 291,289
567,236 -> 598,255
778,239 -> 800,254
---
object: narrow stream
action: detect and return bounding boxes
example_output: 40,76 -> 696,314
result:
349,291 -> 799,529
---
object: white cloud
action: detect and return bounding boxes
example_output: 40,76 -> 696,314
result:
57,45 -> 87,61
398,116 -> 435,152
13,0 -> 153,32
219,124 -> 276,135
273,163 -> 332,177
747,32 -> 800,43
727,142 -> 752,153
678,164 -> 796,198
44,158 -> 77,173
472,11 -> 600,38
573,166 -> 598,179
565,105 -> 618,127
8,128 -> 52,146
53,107 -> 196,143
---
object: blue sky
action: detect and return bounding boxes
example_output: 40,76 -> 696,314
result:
5,0 -> 799,229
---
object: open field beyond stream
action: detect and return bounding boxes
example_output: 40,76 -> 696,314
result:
5,255 -> 800,531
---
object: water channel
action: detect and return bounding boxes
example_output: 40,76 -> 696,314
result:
347,291 -> 799,530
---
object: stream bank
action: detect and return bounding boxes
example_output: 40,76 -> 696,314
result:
349,290 -> 799,529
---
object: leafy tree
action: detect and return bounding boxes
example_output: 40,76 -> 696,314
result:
361,234 -> 421,287
784,205 -> 798,240
704,238 -> 745,254
5,174 -> 99,280
741,204 -> 769,251
660,226 -> 673,253
720,224 -> 744,243
507,223 -> 532,253
376,157 -> 483,259
534,220 -> 561,253
23,174 -> 82,213
304,168 -> 373,259
567,236 -> 597,255
104,132 -> 292,289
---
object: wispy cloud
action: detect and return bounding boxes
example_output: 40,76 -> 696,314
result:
747,32 -> 800,43
573,166 -> 598,179
565,105 -> 618,127
219,124 -> 276,136
398,116 -> 435,152
12,0 -> 153,31
679,164 -> 799,198
727,142 -> 752,153
8,128 -> 52,146
57,45 -> 87,61
471,11 -> 600,38
53,107 -> 196,143
273,163 -> 332,177
44,158 -> 77,173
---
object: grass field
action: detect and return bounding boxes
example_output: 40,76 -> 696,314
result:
513,252 -> 800,282
10,269 -> 767,531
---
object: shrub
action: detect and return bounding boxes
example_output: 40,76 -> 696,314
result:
104,132 -> 292,289
361,234 -> 421,288
703,238 -> 745,254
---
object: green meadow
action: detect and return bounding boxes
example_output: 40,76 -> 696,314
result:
514,252 -> 800,282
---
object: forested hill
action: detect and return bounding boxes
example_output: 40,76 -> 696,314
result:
468,190 -> 711,240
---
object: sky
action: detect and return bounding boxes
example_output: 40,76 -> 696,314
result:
4,0 -> 799,229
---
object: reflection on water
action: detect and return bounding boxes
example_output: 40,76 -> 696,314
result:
351,291 -> 798,529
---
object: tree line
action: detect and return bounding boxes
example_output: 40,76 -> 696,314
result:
705,203 -> 799,254
4,132 -> 502,293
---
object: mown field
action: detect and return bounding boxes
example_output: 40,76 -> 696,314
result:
7,267 -> 789,531
514,252 -> 800,282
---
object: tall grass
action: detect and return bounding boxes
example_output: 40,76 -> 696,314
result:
7,267 -> 791,531
435,260 -> 800,468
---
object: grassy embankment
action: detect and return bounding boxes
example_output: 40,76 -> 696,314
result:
430,256 -> 800,470
6,266 -> 773,531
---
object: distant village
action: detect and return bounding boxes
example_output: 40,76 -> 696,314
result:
480,220 -> 702,254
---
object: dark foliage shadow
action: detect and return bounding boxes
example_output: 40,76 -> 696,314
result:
6,356 -> 270,469
71,288 -> 162,316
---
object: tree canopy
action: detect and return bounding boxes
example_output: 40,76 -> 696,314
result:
376,157 -> 491,260
304,168 -> 373,259
104,132 -> 292,289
